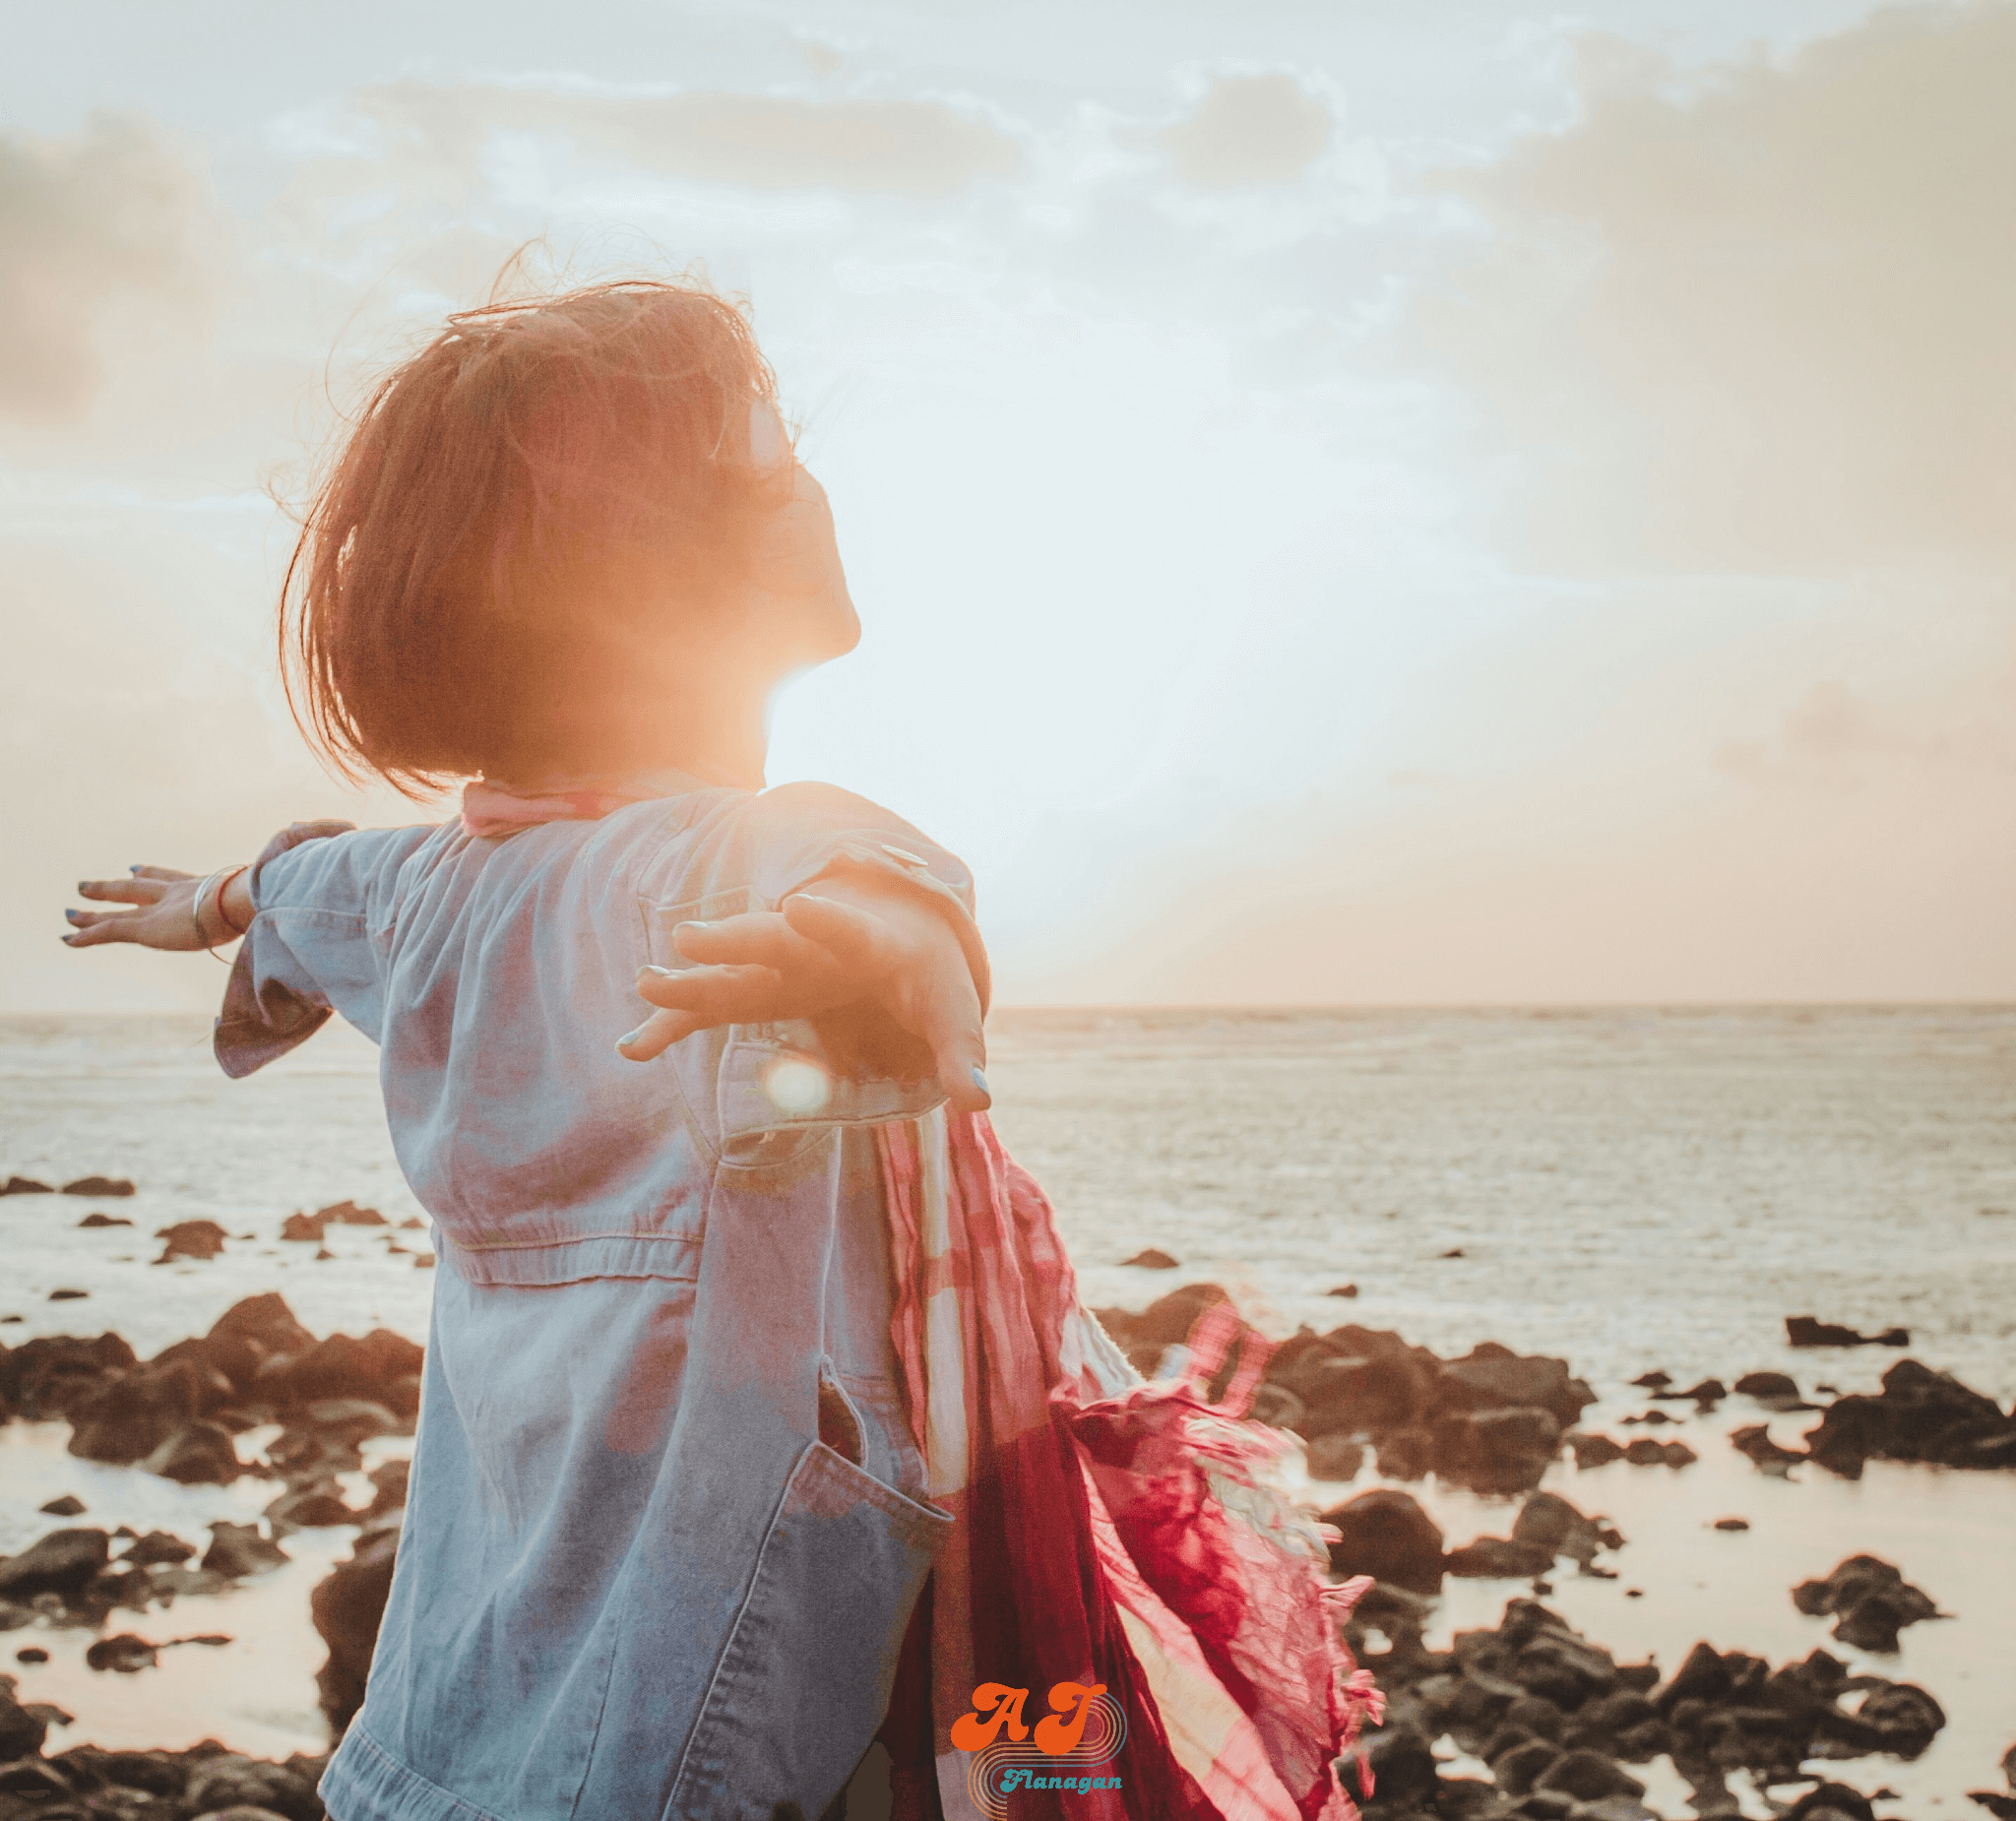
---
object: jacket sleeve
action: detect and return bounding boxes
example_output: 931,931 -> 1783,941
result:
213,819 -> 438,1079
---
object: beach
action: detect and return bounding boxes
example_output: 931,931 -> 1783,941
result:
2,1006 -> 2012,1814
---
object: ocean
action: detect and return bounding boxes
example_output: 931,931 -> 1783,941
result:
3,1007 -> 2013,1808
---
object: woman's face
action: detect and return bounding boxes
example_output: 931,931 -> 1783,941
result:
743,402 -> 861,673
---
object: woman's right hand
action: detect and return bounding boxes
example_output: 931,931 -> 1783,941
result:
64,865 -> 211,951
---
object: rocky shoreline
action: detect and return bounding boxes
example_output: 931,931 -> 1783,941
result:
2,1251 -> 2014,1821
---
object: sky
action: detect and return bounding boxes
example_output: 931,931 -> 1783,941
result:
4,0 -> 2011,1011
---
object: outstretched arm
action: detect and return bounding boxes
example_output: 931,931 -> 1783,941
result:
65,863 -> 257,951
64,821 -> 359,953
621,880 -> 993,1113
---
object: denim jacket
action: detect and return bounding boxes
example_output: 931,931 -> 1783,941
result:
217,779 -> 976,1821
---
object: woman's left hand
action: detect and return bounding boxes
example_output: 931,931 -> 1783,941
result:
620,886 -> 991,1112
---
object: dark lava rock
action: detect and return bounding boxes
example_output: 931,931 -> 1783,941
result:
1250,1381 -> 1306,1430
68,1356 -> 234,1467
1491,1738 -> 1562,1795
1713,1517 -> 1750,1532
254,1329 -> 423,1417
1434,1407 -> 1562,1493
1,1176 -> 54,1195
1272,1336 -> 1435,1437
0,1686 -> 50,1759
1119,1248 -> 1178,1269
1342,1723 -> 1439,1811
1971,1797 -> 2016,1821
1512,1492 -> 1619,1569
183,1752 -> 325,1821
0,1528 -> 109,1601
364,1458 -> 410,1518
0,1331 -> 137,1419
61,1175 -> 135,1197
1731,1423 -> 1805,1476
1433,1777 -> 1509,1821
282,1210 -> 330,1241
47,1287 -> 90,1300
320,1199 -> 387,1226
155,1219 -> 228,1263
1653,1638 -> 1945,1771
1533,1750 -> 1644,1801
1438,1345 -> 1595,1430
1629,1372 -> 1671,1390
1305,1435 -> 1365,1482
1375,1427 -> 1434,1481
1325,1488 -> 1445,1595
202,1522 -> 289,1579
201,1292 -> 318,1393
1566,1433 -> 1625,1469
265,1483 -> 356,1535
1734,1369 -> 1804,1407
313,1522 -> 401,1733
1327,1284 -> 1359,1298
1621,1437 -> 1695,1469
86,1632 -> 161,1672
1787,1316 -> 1909,1349
36,1496 -> 85,1517
122,1530 -> 196,1567
1447,1538 -> 1555,1579
142,1420 -> 244,1484
1792,1555 -> 1939,1653
77,1212 -> 132,1228
14,1646 -> 48,1664
1804,1358 -> 2016,1477
1788,1783 -> 1876,1821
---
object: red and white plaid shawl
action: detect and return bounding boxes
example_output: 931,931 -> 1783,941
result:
876,1107 -> 1382,1821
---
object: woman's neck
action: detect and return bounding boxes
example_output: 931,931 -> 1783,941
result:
517,681 -> 771,792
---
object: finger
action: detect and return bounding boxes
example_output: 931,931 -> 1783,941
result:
914,969 -> 990,1113
779,894 -> 905,978
635,963 -> 796,1028
77,877 -> 167,905
671,912 -> 836,978
131,864 -> 198,882
615,1005 -> 697,1062
62,909 -> 138,947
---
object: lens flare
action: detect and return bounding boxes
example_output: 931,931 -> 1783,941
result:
763,1055 -> 832,1115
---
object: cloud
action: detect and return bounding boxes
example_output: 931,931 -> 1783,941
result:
1717,669 -> 2016,786
1415,2 -> 2016,573
0,114 -> 210,423
350,82 -> 1023,199
1161,74 -> 1336,186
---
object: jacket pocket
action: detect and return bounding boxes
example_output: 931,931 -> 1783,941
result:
662,1439 -> 952,1821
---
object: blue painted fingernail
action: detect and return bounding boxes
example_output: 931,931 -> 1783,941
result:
65,909 -> 83,923
615,1029 -> 644,1052
971,1066 -> 990,1099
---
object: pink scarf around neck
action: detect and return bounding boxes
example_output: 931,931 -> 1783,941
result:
459,769 -> 723,840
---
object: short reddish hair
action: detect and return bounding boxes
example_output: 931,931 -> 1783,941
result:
281,279 -> 789,794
